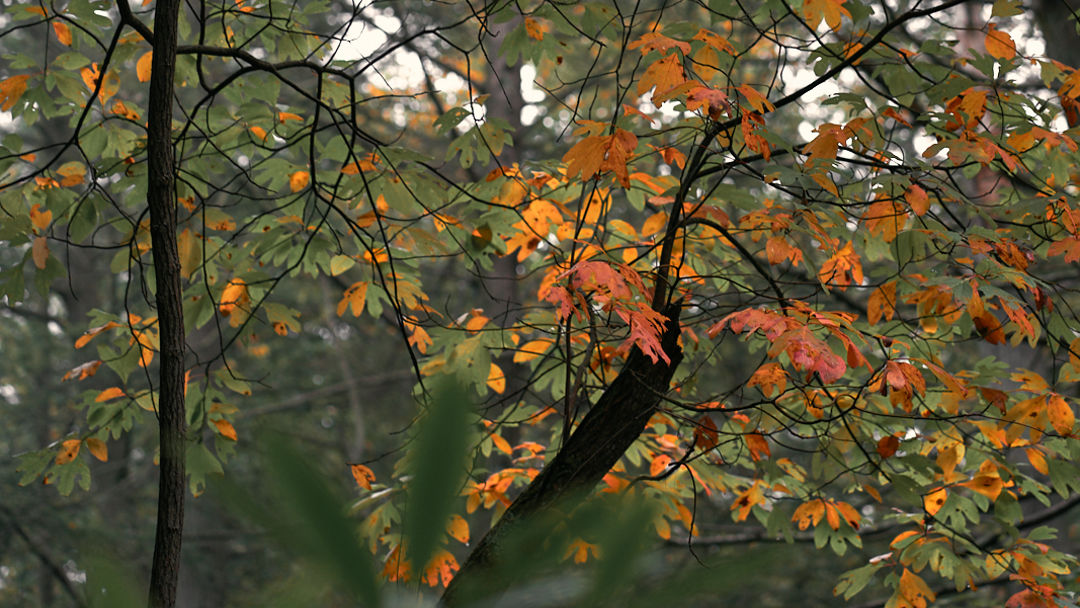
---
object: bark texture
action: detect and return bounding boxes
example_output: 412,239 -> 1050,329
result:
145,0 -> 187,605
441,301 -> 683,606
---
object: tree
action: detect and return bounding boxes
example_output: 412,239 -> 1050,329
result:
4,0 -> 1080,606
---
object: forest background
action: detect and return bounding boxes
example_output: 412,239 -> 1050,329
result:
5,0 -> 1080,607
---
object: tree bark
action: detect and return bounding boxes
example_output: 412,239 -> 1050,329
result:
144,0 -> 187,605
441,301 -> 683,606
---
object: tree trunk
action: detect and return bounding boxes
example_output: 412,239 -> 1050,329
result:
441,301 -> 683,606
145,0 -> 187,605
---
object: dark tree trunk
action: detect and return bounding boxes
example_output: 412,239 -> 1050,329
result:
144,0 -> 187,605
441,301 -> 683,606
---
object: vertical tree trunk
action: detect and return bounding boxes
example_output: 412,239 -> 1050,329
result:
145,0 -> 187,605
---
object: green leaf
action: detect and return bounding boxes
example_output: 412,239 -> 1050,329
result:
403,376 -> 472,578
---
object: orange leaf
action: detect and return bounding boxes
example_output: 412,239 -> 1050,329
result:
137,51 -> 153,82
212,418 -> 238,441
877,435 -> 899,459
32,236 -> 49,269
62,360 -> 102,381
85,438 -> 108,462
218,279 -> 249,317
1047,394 -> 1074,435
75,321 -> 121,349
350,463 -> 375,490
52,21 -> 72,46
802,0 -> 852,31
513,338 -> 553,363
447,514 -> 469,544
737,84 -> 775,113
905,183 -> 929,216
973,311 -> 1006,345
249,125 -> 267,140
562,129 -> 638,187
747,362 -> 787,397
524,17 -> 547,41
55,439 -> 81,465
898,568 -> 936,608
336,281 -> 368,317
30,203 -> 52,232
745,433 -> 770,461
0,75 -> 31,111
289,171 -> 309,192
650,453 -> 673,477
792,499 -> 825,530
486,363 -> 506,394
95,387 -> 125,402
985,23 -> 1016,60
637,54 -> 686,105
923,487 -> 947,516
818,241 -> 863,289
867,281 -> 896,325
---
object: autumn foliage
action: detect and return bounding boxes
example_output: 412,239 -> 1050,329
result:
6,0 -> 1080,606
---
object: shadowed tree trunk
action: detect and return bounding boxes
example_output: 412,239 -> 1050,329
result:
441,301 -> 683,606
144,0 -> 187,604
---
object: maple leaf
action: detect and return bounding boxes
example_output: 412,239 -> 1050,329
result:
985,23 -> 1016,60
897,568 -> 936,608
747,362 -> 787,397
637,54 -> 686,106
693,29 -> 736,55
0,75 -> 30,112
1047,236 -> 1080,262
867,281 -> 897,325
802,0 -> 851,30
563,129 -> 638,187
818,241 -> 864,290
350,463 -> 375,490
627,32 -> 691,56
336,281 -> 368,317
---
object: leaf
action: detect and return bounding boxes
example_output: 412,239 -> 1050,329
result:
218,279 -> 249,317
745,433 -> 770,461
95,387 -> 125,402
55,439 -> 81,465
1047,394 -> 1074,435
563,129 -> 638,187
289,171 -> 310,192
818,242 -> 863,290
486,362 -> 506,394
985,23 -> 1016,60
747,362 -> 787,397
802,0 -> 851,31
350,464 -> 375,490
637,54 -> 686,105
136,51 -> 153,82
513,338 -> 553,363
213,418 -> 238,441
898,568 -> 936,608
403,377 -> 471,579
627,32 -> 691,56
923,487 -> 947,516
52,21 -> 72,45
76,321 -> 121,349
792,499 -> 825,530
31,236 -> 49,270
85,438 -> 108,462
336,282 -> 369,317
446,514 -> 469,545
0,75 -> 31,111
905,183 -> 929,216
867,281 -> 896,324
877,435 -> 899,459
737,84 -> 775,113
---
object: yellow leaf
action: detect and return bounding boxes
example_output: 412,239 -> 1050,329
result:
32,236 -> 49,269
984,23 -> 1016,60
137,51 -> 153,82
55,439 -> 81,465
0,75 -> 31,112
85,438 -> 108,462
212,418 -> 238,441
513,338 -> 553,363
289,170 -> 309,192
350,463 -> 375,490
447,514 -> 469,544
487,363 -> 506,394
95,387 -> 125,402
898,568 -> 936,608
52,21 -> 72,46
923,487 -> 947,516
